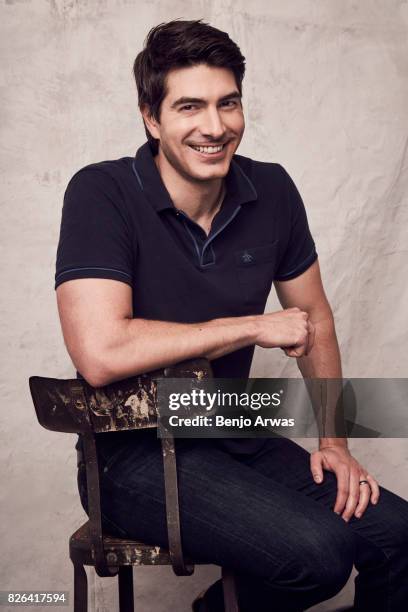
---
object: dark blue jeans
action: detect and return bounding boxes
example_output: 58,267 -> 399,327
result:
77,431 -> 408,611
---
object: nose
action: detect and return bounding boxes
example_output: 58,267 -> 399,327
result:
200,107 -> 226,141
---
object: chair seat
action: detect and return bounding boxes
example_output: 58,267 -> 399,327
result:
69,521 -> 201,568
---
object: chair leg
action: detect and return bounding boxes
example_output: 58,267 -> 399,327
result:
118,565 -> 134,612
73,563 -> 88,612
222,567 -> 239,612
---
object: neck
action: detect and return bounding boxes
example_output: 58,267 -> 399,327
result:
154,150 -> 224,223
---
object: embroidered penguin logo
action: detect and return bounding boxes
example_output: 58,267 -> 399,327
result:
241,252 -> 254,264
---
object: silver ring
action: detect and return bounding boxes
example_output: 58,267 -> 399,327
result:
359,479 -> 369,486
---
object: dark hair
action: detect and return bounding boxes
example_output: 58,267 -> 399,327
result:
133,19 -> 246,153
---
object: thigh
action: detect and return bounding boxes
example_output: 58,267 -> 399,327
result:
236,437 -> 339,505
97,433 -> 355,581
239,437 -> 408,562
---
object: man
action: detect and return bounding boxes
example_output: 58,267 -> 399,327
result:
55,20 -> 408,612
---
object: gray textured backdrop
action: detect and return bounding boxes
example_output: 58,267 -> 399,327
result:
1,1 -> 407,611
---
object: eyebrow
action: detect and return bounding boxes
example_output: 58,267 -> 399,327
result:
170,91 -> 241,109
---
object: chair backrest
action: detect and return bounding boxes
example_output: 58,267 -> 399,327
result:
28,357 -> 213,577
29,358 -> 213,434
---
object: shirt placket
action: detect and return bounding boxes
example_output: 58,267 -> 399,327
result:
178,205 -> 242,268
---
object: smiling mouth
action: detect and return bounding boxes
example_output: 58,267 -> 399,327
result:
188,143 -> 226,154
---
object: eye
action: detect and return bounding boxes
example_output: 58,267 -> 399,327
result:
179,104 -> 197,112
220,100 -> 238,108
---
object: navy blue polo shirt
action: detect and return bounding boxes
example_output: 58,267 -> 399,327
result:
55,142 -> 317,453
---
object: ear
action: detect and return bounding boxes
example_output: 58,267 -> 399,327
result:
140,105 -> 160,140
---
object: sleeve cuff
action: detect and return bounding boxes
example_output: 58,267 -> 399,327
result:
55,266 -> 133,289
274,250 -> 318,281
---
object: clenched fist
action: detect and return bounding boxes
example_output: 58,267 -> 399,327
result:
253,307 -> 315,358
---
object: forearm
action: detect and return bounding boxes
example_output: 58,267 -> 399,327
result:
58,281 -> 314,388
297,316 -> 347,449
297,314 -> 341,378
84,315 -> 258,387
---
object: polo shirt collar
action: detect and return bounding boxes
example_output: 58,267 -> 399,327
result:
132,142 -> 258,212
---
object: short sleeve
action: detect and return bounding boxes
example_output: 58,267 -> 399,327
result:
55,168 -> 134,289
274,167 -> 318,281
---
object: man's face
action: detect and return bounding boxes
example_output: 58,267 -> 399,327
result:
144,64 -> 245,182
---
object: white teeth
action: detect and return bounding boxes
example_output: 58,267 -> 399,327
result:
191,144 -> 224,154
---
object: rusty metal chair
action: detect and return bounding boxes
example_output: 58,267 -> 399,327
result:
29,358 -> 239,612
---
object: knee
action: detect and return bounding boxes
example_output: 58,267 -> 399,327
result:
375,490 -> 408,558
283,520 -> 355,599
305,523 -> 355,598
313,542 -> 354,599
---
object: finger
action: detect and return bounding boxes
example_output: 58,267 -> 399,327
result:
354,478 -> 371,518
333,464 -> 350,515
340,467 -> 359,522
366,474 -> 380,505
310,452 -> 324,484
297,327 -> 309,357
284,345 -> 305,358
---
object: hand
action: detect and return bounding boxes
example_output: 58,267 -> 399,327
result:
254,307 -> 315,357
310,445 -> 380,521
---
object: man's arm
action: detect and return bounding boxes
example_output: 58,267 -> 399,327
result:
56,278 -> 312,388
275,260 -> 380,520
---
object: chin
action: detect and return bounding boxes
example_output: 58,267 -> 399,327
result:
189,161 -> 231,182
192,169 -> 228,182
